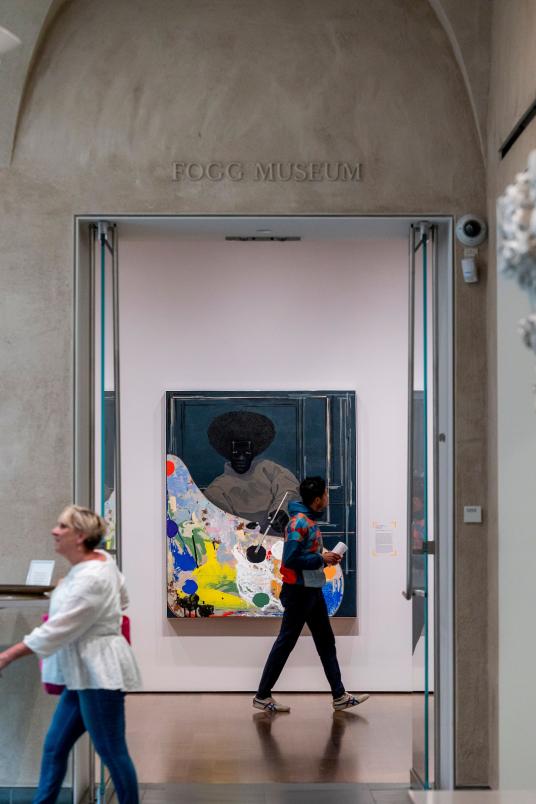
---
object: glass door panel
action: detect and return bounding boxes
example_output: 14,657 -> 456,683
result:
407,223 -> 435,789
92,222 -> 120,558
91,221 -> 121,803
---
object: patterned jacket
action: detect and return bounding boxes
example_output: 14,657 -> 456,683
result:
280,501 -> 325,587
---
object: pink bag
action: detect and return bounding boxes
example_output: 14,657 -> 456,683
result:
40,614 -> 131,695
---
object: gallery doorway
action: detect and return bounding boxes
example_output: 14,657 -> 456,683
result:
74,215 -> 454,799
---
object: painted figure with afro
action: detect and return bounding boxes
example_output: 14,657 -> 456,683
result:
203,411 -> 299,533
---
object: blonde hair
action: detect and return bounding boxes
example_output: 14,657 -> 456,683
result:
61,505 -> 107,550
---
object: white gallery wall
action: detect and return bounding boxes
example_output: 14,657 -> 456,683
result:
119,236 -> 412,691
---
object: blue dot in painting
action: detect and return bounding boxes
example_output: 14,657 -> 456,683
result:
166,520 -> 178,538
176,550 -> 197,571
182,579 -> 198,595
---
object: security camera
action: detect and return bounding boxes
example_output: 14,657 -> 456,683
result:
455,215 -> 488,247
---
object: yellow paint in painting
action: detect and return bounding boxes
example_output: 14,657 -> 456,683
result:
324,565 -> 337,581
169,495 -> 177,514
193,541 -> 252,610
270,579 -> 282,599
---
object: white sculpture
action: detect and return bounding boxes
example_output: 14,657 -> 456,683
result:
497,150 -> 536,353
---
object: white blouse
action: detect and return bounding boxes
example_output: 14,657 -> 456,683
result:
24,551 -> 142,692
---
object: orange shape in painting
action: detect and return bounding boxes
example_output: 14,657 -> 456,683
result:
166,460 -> 175,477
324,565 -> 337,581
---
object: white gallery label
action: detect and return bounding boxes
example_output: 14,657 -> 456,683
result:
26,560 -> 55,586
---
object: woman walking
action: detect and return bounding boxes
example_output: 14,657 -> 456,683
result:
0,505 -> 141,804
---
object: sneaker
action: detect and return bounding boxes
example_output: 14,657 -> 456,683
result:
333,692 -> 370,711
252,695 -> 291,713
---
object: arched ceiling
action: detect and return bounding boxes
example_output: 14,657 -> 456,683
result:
0,0 -> 67,166
0,0 -> 490,167
428,0 -> 491,158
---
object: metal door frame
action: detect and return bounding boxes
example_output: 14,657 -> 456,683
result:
73,214 -> 455,798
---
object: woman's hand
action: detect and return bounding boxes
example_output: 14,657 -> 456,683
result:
323,551 -> 342,566
0,651 -> 11,672
0,642 -> 33,672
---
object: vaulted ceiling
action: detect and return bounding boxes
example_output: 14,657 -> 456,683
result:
0,0 -> 490,167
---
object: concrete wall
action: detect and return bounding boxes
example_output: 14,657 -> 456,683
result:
486,0 -> 536,789
0,0 -> 488,787
0,0 -> 64,166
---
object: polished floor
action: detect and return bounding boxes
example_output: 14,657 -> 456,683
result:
126,693 -> 412,785
135,782 -> 411,803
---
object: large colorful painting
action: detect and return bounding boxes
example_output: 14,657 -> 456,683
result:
166,391 -> 357,617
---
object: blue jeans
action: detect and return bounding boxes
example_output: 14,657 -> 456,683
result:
34,689 -> 139,804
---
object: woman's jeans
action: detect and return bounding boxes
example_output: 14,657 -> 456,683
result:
34,689 -> 139,804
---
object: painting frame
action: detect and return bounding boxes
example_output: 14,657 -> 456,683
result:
166,390 -> 357,618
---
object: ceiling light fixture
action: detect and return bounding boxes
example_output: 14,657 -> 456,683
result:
225,236 -> 301,242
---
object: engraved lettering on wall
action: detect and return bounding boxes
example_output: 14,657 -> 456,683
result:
172,161 -> 362,182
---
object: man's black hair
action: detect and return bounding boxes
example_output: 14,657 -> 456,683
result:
300,476 -> 326,507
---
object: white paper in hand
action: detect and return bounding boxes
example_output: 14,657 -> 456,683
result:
332,542 -> 348,557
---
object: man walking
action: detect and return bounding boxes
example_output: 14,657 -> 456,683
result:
253,476 -> 369,713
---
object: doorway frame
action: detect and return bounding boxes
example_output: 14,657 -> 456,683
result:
73,213 -> 455,795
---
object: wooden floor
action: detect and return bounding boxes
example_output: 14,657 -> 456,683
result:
126,693 -> 412,785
